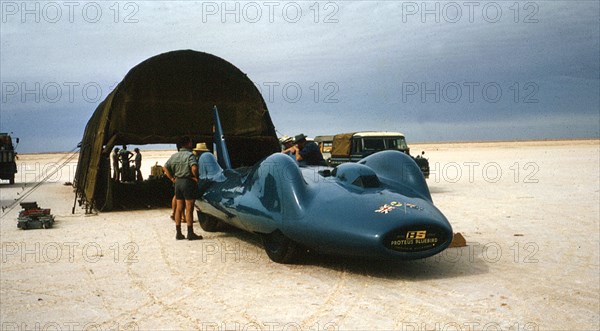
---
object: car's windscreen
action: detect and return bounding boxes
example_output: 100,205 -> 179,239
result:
386,138 -> 408,150
363,138 -> 385,151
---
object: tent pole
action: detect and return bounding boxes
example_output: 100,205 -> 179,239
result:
71,190 -> 78,214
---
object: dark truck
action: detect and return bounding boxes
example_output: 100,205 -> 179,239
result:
0,133 -> 18,184
328,131 -> 429,178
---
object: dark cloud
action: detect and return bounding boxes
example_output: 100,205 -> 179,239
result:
1,1 -> 598,153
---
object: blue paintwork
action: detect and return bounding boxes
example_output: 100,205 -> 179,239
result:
195,107 -> 453,261
212,105 -> 232,170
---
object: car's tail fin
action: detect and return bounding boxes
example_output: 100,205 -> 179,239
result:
212,105 -> 232,170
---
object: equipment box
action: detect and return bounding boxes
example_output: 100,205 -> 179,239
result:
17,202 -> 55,229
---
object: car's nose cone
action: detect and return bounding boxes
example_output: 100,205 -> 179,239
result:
383,222 -> 452,253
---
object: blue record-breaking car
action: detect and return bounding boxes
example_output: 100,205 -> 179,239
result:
195,107 -> 453,263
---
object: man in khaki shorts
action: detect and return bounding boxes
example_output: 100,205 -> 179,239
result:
163,136 -> 202,240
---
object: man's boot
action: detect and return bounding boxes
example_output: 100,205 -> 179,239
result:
176,225 -> 185,240
187,226 -> 202,240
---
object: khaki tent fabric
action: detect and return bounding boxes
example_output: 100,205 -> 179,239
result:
74,50 -> 280,210
331,133 -> 355,157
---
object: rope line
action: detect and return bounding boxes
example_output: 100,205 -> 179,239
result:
1,146 -> 80,217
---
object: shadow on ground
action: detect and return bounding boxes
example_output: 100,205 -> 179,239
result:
429,186 -> 453,194
208,227 -> 489,280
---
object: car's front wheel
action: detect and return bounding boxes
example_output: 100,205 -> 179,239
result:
197,211 -> 220,232
262,230 -> 298,264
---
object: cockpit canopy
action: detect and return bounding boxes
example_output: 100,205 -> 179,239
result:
332,163 -> 381,188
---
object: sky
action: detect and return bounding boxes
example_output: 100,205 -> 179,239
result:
0,1 -> 598,153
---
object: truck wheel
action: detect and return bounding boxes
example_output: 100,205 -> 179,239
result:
197,211 -> 220,232
262,230 -> 298,264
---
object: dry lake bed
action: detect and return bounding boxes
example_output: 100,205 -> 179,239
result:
1,140 -> 598,330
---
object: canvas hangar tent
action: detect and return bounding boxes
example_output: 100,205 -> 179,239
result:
74,50 -> 280,211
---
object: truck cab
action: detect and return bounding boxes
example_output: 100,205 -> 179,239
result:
329,131 -> 429,178
0,133 -> 18,184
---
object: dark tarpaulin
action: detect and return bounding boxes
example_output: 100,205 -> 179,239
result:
74,50 -> 280,211
331,133 -> 355,157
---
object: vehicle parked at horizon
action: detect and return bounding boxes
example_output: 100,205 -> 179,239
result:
0,133 -> 19,184
314,135 -> 334,163
329,131 -> 429,178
